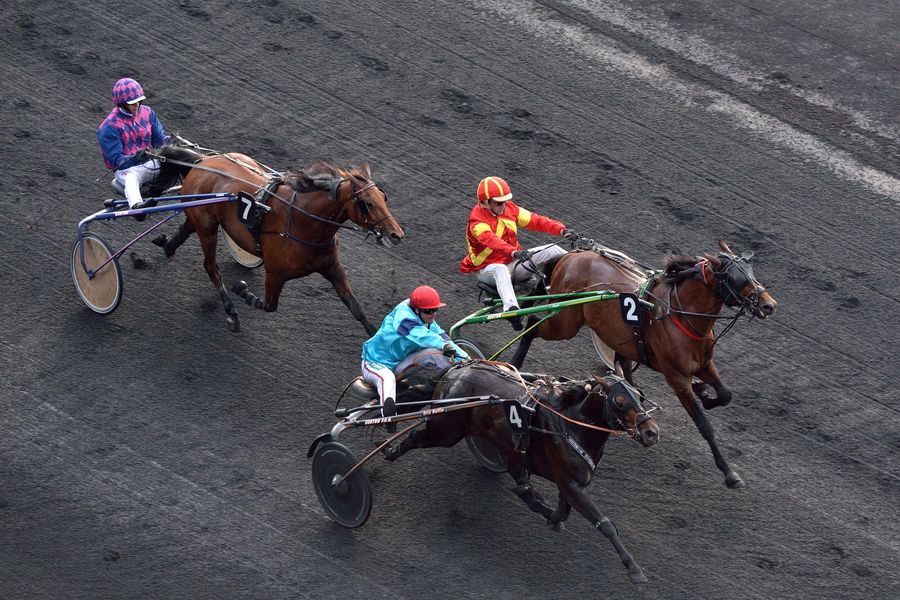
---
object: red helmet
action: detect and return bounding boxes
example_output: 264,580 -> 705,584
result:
476,176 -> 512,204
410,285 -> 447,310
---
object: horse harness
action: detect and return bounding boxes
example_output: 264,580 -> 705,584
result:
242,175 -> 387,250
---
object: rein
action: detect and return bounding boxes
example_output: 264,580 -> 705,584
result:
656,260 -> 753,346
492,364 -> 636,438
153,154 -> 375,235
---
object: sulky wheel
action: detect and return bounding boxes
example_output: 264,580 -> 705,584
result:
466,435 -> 509,473
312,442 -> 372,528
452,337 -> 486,360
221,230 -> 263,268
70,232 -> 123,314
455,336 -> 507,472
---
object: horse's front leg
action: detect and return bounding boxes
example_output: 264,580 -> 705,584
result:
196,227 -> 240,333
320,259 -> 376,336
504,450 -> 555,521
667,374 -> 743,489
693,360 -> 732,409
562,481 -> 647,584
548,496 -> 573,532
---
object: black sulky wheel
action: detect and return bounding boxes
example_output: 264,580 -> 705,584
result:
312,442 -> 372,528
221,230 -> 263,269
70,232 -> 123,314
453,338 -> 508,472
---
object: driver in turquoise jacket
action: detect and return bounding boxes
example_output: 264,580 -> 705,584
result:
361,285 -> 469,431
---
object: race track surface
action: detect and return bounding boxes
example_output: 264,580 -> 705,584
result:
1,1 -> 898,598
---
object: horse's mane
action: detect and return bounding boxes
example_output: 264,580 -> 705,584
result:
659,254 -> 712,283
282,161 -> 346,192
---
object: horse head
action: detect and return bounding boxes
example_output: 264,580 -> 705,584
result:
554,370 -> 659,447
340,162 -> 404,246
589,372 -> 659,447
709,240 -> 777,318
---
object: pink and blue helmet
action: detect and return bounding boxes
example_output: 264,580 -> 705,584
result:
112,78 -> 146,105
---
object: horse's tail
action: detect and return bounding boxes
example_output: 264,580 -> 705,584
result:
157,145 -> 205,178
542,251 -> 567,281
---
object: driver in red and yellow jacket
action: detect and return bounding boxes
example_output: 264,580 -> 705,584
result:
460,176 -> 578,328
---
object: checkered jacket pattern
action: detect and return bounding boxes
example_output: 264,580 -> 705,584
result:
96,105 -> 167,170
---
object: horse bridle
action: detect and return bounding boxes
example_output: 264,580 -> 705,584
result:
711,252 -> 768,312
662,252 -> 769,341
600,375 -> 656,439
344,179 -> 394,243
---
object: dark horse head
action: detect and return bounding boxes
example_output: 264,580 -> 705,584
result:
553,369 -> 659,447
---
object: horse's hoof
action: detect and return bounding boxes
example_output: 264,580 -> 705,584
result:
232,281 -> 249,295
628,567 -> 648,584
227,316 -> 241,334
725,471 -> 745,489
151,234 -> 168,248
700,396 -> 717,410
382,446 -> 398,462
549,521 -> 565,532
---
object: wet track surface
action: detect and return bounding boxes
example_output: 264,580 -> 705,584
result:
1,1 -> 898,598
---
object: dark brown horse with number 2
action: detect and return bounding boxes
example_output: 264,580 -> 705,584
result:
154,149 -> 403,334
511,240 -> 777,488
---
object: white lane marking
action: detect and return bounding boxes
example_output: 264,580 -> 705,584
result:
482,0 -> 900,204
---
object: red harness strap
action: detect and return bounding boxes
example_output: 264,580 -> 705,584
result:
670,259 -> 712,341
671,314 -> 710,341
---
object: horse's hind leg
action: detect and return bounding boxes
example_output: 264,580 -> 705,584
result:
152,218 -> 195,257
383,419 -> 467,461
196,227 -> 240,333
563,481 -> 647,584
233,270 -> 282,312
510,318 -> 539,368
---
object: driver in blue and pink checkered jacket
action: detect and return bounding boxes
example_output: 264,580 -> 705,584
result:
97,77 -> 170,215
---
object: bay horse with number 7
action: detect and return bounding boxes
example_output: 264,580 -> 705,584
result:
511,240 -> 777,488
153,148 -> 403,334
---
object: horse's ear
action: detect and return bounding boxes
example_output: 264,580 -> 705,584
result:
361,161 -> 372,179
718,239 -> 734,254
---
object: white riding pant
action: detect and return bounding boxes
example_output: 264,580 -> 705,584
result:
362,349 -> 451,415
361,360 -> 396,415
475,243 -> 567,311
115,158 -> 161,207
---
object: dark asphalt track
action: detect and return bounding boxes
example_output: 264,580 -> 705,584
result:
1,1 -> 898,598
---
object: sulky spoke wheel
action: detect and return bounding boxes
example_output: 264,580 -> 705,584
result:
221,230 -> 263,268
70,232 -> 123,314
466,435 -> 508,473
454,337 -> 508,472
452,337 -> 485,360
312,442 -> 372,528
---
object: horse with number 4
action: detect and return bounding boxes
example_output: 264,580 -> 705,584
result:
510,239 -> 777,488
152,145 -> 404,334
309,360 -> 659,583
